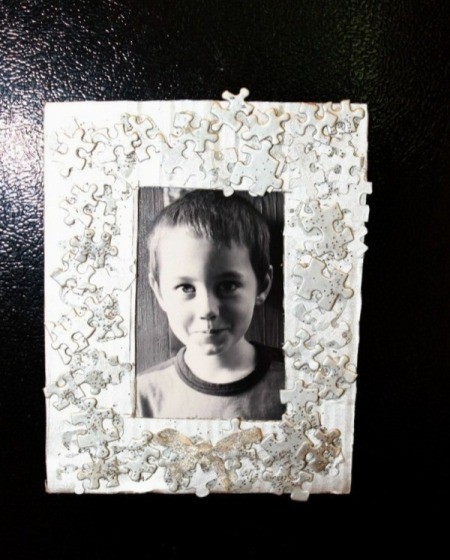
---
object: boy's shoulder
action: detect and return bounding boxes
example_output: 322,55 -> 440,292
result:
140,355 -> 176,376
253,341 -> 284,372
137,355 -> 179,386
257,342 -> 284,363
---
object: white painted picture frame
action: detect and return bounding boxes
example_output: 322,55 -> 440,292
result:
44,89 -> 371,499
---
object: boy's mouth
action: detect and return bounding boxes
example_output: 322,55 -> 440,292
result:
195,328 -> 227,335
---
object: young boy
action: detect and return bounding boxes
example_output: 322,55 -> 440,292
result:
137,189 -> 285,420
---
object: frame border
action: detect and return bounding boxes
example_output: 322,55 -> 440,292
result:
44,90 -> 370,499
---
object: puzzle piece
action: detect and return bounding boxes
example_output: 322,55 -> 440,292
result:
104,145 -> 137,179
116,433 -> 160,482
283,131 -> 315,164
156,430 -> 208,492
283,328 -> 323,370
214,420 -> 262,472
312,141 -> 337,158
51,258 -> 96,295
227,456 -> 262,492
121,112 -> 158,136
71,348 -> 132,394
46,307 -> 95,359
314,355 -> 357,400
210,88 -> 253,132
325,154 -> 364,197
296,103 -> 338,144
83,200 -> 116,233
60,185 -> 99,227
314,319 -> 352,350
85,294 -> 127,341
161,140 -> 205,186
90,258 -> 136,294
259,433 -> 294,467
281,400 -> 321,431
259,419 -> 311,467
300,200 -> 353,259
280,380 -> 319,417
56,463 -> 78,480
71,398 -> 123,458
286,150 -> 324,202
314,369 -> 344,400
187,464 -> 218,497
171,112 -> 218,152
292,300 -> 346,333
49,342 -> 72,365
293,257 -> 353,311
120,113 -> 164,160
279,381 -> 321,428
329,100 -> 365,134
297,428 -> 341,473
61,427 -> 86,454
71,182 -> 101,205
93,123 -> 139,160
241,108 -> 289,144
290,488 -> 311,501
75,367 -> 109,394
77,458 -> 120,490
134,131 -> 169,162
92,183 -> 118,216
230,139 -> 282,195
69,228 -> 118,268
280,419 -> 318,453
262,464 -> 313,497
69,182 -> 107,210
44,372 -> 85,410
53,128 -> 96,177
261,142 -> 284,181
59,197 -> 90,227
262,465 -> 291,495
347,225 -> 369,257
283,117 -> 319,152
339,181 -> 372,226
223,417 -> 244,435
313,147 -> 344,176
201,149 -> 238,193
103,170 -> 136,200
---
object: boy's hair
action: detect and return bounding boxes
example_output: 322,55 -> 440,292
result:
148,190 -> 271,287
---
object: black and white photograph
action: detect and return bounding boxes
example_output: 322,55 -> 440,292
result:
136,187 -> 285,420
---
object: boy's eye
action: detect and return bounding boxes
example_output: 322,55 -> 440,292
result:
217,281 -> 240,294
176,284 -> 195,294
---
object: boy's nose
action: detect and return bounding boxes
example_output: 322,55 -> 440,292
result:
198,290 -> 219,320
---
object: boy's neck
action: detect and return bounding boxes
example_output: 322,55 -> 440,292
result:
184,339 -> 256,384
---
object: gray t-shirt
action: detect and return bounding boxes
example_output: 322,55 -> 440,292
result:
137,343 -> 285,420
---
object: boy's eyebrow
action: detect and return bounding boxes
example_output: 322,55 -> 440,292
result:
168,276 -> 195,282
215,271 -> 246,280
166,272 -> 246,282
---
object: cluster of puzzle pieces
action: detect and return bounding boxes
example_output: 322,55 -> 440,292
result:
46,89 -> 370,497
52,89 -> 296,196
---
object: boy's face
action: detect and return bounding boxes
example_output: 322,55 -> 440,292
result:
150,226 -> 271,358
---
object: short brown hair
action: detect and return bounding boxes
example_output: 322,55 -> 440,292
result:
148,190 -> 271,288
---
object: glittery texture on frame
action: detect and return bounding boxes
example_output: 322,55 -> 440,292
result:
44,90 -> 370,498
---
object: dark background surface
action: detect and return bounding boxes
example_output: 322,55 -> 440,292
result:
1,0 -> 448,552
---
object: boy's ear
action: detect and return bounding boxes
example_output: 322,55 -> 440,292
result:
148,273 -> 166,312
255,265 -> 273,306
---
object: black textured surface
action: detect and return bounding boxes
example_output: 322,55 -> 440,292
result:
1,0 -> 448,551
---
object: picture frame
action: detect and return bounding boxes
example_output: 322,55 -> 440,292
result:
44,89 -> 370,499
